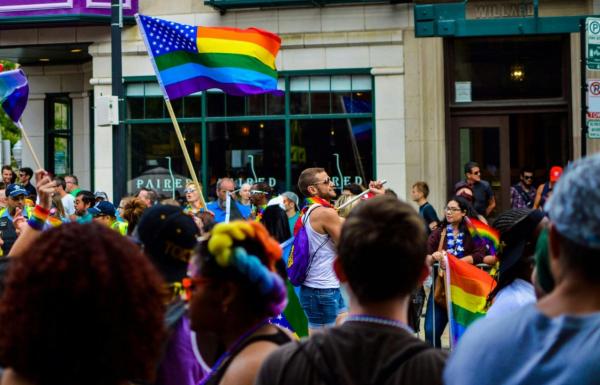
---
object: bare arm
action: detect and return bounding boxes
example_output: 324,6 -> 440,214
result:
533,184 -> 544,209
485,195 -> 496,216
312,207 -> 343,244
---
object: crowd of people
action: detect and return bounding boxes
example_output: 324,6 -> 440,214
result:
0,155 -> 597,385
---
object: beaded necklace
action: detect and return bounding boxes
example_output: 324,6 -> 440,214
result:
197,319 -> 270,385
344,314 -> 414,334
445,224 -> 465,257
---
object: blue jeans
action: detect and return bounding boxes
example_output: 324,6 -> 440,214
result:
425,267 -> 448,348
299,286 -> 346,328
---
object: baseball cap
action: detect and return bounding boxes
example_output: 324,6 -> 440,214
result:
136,204 -> 199,282
6,184 -> 28,198
267,195 -> 285,210
281,191 -> 299,207
549,166 -> 563,182
94,191 -> 109,201
546,154 -> 600,249
88,201 -> 116,217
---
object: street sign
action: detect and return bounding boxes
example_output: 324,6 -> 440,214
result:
589,120 -> 600,139
586,18 -> 600,70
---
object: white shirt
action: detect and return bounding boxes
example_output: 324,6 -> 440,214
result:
303,205 -> 339,289
486,278 -> 536,319
61,193 -> 75,216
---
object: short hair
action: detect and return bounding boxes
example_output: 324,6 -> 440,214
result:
298,167 -> 325,197
338,196 -> 427,303
412,181 -> 430,198
76,190 -> 95,206
216,178 -> 235,192
344,183 -> 364,196
19,167 -> 33,178
520,167 -> 534,176
66,175 -> 79,185
137,188 -> 158,203
464,161 -> 480,174
54,176 -> 66,190
0,223 -> 166,385
1,165 -> 13,173
252,182 -> 273,197
122,198 -> 147,236
557,231 -> 600,284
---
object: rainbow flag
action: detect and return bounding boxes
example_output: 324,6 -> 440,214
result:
466,217 -> 500,255
445,253 -> 496,347
0,69 -> 29,123
136,14 -> 282,99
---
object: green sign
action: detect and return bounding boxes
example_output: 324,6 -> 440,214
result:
587,18 -> 600,70
588,120 -> 600,139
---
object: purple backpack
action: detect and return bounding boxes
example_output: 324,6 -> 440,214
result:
287,205 -> 329,286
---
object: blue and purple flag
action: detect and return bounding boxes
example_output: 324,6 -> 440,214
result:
0,69 -> 29,123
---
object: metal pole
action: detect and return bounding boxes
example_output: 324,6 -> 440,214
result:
581,18 -> 588,157
111,0 -> 125,203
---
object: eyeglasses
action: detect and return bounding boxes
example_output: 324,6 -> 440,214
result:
184,188 -> 196,194
445,207 -> 462,213
471,171 -> 480,176
312,178 -> 332,186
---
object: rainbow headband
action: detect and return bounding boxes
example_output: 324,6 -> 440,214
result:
207,221 -> 287,316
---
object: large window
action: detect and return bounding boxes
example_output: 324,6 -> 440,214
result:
45,94 -> 72,176
125,72 -> 375,198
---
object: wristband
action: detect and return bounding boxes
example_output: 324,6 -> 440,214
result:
27,205 -> 50,231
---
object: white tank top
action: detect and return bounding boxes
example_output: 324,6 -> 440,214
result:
303,205 -> 340,289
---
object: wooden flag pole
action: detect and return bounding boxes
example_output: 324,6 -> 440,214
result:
164,99 -> 206,208
16,121 -> 42,171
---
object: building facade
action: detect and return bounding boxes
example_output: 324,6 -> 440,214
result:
1,0 -> 599,214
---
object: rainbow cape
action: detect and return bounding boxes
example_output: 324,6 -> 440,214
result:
466,217 -> 500,255
445,253 -> 496,347
136,14 -> 282,99
0,69 -> 29,123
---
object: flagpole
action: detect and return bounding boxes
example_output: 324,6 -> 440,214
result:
164,99 -> 206,208
16,121 -> 42,171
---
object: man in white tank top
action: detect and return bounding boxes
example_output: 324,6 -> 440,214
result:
297,167 -> 347,334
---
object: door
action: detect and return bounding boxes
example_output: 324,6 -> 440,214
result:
450,116 -> 510,217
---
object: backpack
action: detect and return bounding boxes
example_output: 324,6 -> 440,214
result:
287,205 -> 329,286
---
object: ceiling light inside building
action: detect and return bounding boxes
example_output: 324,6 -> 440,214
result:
39,58 -> 50,62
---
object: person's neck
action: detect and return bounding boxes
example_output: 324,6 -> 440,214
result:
189,200 -> 201,209
349,296 -> 410,325
416,197 -> 427,206
521,181 -> 531,191
451,222 -> 460,231
286,208 -> 296,218
241,198 -> 250,206
221,315 -> 268,351
537,274 -> 600,317
58,189 -> 67,198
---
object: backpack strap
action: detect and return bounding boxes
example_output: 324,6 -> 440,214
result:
514,184 -> 533,207
302,204 -> 330,281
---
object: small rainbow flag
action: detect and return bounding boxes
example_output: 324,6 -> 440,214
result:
466,217 -> 500,255
0,69 -> 29,123
445,253 -> 496,347
46,216 -> 62,228
136,14 -> 282,99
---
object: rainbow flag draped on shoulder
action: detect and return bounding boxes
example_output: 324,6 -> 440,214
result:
445,253 -> 496,347
136,14 -> 283,99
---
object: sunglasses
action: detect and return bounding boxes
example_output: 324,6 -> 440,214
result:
251,190 -> 266,195
184,188 -> 197,194
312,178 -> 332,186
523,176 -> 533,180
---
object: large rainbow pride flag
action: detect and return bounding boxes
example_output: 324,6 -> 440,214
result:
445,253 -> 496,347
0,69 -> 29,123
136,14 -> 282,99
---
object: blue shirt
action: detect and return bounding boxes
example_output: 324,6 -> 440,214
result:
444,305 -> 600,385
206,200 -> 251,223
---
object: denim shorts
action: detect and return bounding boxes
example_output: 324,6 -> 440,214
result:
299,286 -> 347,328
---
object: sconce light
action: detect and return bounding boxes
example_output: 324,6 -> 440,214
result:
510,64 -> 525,82
241,126 -> 250,136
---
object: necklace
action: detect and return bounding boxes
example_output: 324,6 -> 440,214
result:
197,319 -> 270,385
344,314 -> 413,334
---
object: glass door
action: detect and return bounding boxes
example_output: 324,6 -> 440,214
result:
450,116 -> 510,217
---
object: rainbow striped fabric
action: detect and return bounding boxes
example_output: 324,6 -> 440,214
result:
466,217 -> 500,255
445,253 -> 496,347
0,69 -> 29,123
136,14 -> 282,99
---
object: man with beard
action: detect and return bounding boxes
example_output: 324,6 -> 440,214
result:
510,167 -> 536,209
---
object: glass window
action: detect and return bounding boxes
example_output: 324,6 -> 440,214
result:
207,92 -> 225,116
452,36 -> 566,101
207,121 -> 286,194
145,97 -> 164,119
127,123 -> 201,197
184,96 -> 202,117
45,95 -> 73,176
291,118 -> 373,193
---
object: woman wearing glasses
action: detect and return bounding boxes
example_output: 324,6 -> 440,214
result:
184,181 -> 204,216
187,220 -> 291,385
424,196 -> 486,348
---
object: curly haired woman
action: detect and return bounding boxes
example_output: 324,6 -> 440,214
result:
0,171 -> 166,385
188,220 -> 291,385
